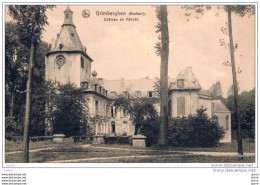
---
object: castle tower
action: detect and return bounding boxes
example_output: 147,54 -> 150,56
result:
45,6 -> 93,87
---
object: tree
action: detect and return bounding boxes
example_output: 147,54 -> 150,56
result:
5,22 -> 51,136
45,82 -> 90,137
183,4 -> 254,157
209,81 -> 223,100
114,96 -> 159,135
8,5 -> 55,162
5,22 -> 29,118
168,108 -> 225,147
224,88 -> 255,140
153,77 -> 160,97
155,5 -> 170,145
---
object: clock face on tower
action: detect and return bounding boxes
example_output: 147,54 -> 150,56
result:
55,55 -> 66,69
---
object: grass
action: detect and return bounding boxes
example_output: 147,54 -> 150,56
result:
5,138 -> 92,152
152,139 -> 255,153
88,155 -> 255,163
95,139 -> 255,153
5,139 -> 255,163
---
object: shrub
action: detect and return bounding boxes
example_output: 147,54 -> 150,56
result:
168,108 -> 225,147
5,117 -> 23,137
140,117 -> 160,146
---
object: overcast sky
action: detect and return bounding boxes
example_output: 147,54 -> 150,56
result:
5,5 -> 255,97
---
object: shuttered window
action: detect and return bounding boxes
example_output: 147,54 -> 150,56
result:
177,97 -> 185,116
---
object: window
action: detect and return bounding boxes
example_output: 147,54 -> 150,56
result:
212,115 -> 218,123
111,121 -> 115,133
81,57 -> 84,69
123,110 -> 128,117
111,107 -> 114,117
225,115 -> 229,130
123,91 -> 129,98
135,91 -> 141,98
95,101 -> 99,115
66,13 -> 69,18
177,79 -> 184,88
55,55 -> 66,69
168,99 -> 172,116
148,91 -> 153,97
177,97 -> 185,116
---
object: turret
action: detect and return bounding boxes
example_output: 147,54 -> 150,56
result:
63,6 -> 74,26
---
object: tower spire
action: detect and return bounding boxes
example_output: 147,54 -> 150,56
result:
63,6 -> 74,26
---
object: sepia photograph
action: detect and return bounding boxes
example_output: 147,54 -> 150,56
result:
3,3 -> 256,167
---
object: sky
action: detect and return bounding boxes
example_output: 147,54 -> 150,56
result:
5,5 -> 255,97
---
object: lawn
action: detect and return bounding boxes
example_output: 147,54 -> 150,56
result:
5,138 -> 92,152
94,139 -> 255,153
5,139 -> 255,163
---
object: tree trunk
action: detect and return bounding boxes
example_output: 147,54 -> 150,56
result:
158,5 -> 169,145
227,6 -> 243,157
22,39 -> 36,163
10,90 -> 15,117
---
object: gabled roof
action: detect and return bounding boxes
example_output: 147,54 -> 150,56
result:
212,100 -> 231,113
170,67 -> 201,90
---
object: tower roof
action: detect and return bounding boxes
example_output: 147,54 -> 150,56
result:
169,67 -> 201,91
64,6 -> 72,12
46,6 -> 93,61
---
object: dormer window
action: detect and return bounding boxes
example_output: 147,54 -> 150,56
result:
66,13 -> 69,18
59,43 -> 64,50
80,81 -> 88,89
177,79 -> 184,88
